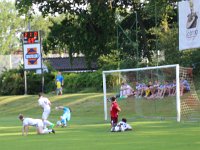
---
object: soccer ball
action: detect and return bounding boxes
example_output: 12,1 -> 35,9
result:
56,121 -> 61,126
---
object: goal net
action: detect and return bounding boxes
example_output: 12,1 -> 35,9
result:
102,64 -> 200,122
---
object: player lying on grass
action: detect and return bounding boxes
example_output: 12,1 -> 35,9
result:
18,114 -> 55,136
55,106 -> 71,127
111,118 -> 132,132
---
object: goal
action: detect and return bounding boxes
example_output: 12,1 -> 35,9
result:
102,64 -> 200,122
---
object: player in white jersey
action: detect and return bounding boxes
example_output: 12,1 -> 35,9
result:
38,93 -> 54,129
112,118 -> 132,132
18,114 -> 55,136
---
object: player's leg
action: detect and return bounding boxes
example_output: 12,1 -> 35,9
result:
42,110 -> 54,129
110,117 -> 118,132
43,128 -> 55,134
113,125 -> 121,132
37,127 -> 55,134
56,88 -> 59,95
43,120 -> 55,129
36,120 -> 55,134
60,87 -> 63,95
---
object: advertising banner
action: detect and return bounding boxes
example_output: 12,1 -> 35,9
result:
23,44 -> 42,70
179,0 -> 200,50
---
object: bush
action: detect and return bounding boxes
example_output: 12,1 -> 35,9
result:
0,69 -> 55,95
0,69 -> 104,95
62,71 -> 103,93
0,69 -> 24,95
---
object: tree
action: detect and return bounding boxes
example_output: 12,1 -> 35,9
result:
0,0 -> 24,54
15,0 -> 181,65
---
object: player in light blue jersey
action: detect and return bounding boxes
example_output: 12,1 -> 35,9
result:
55,106 -> 71,127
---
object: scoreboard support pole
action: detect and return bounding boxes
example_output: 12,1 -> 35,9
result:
24,25 -> 31,95
40,30 -> 44,93
24,71 -> 27,95
21,37 -> 27,95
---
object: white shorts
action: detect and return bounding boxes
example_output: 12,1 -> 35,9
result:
36,120 -> 44,128
42,109 -> 51,120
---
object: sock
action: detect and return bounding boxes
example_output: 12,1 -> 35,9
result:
44,120 -> 53,126
42,128 -> 52,134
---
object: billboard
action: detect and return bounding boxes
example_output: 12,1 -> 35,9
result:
179,0 -> 200,50
23,44 -> 42,70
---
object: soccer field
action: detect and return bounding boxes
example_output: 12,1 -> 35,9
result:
0,93 -> 200,150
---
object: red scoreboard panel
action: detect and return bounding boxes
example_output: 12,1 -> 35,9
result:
23,31 -> 39,44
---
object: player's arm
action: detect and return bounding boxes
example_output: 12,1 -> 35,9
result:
38,100 -> 43,109
48,99 -> 51,106
22,125 -> 29,136
55,106 -> 64,110
116,105 -> 121,112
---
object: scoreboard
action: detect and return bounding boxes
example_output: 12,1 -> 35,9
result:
23,31 -> 39,44
22,30 -> 42,70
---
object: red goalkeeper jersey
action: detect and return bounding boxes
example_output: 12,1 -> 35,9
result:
110,101 -> 119,118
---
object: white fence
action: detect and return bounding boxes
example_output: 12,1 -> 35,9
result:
0,55 -> 23,74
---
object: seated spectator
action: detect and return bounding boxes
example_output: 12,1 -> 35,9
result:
180,78 -> 190,96
135,81 -> 143,98
140,83 -> 147,97
168,80 -> 176,96
120,82 -> 135,98
160,81 -> 170,98
148,80 -> 160,99
144,81 -> 153,98
156,81 -> 165,99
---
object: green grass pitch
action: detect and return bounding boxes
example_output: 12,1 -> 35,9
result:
0,93 -> 200,150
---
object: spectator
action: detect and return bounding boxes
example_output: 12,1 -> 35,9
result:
56,79 -> 62,95
147,80 -> 159,99
180,78 -> 190,96
120,82 -> 134,98
135,81 -> 143,98
56,71 -> 64,94
171,80 -> 176,96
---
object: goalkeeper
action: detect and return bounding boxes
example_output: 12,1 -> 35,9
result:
55,106 -> 71,127
110,96 -> 121,131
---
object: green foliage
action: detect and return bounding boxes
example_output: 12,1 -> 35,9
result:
0,68 -> 108,95
120,56 -> 138,69
155,24 -> 180,65
98,50 -> 120,70
62,71 -> 103,93
15,0 -> 181,66
0,69 -> 24,95
25,72 -> 56,94
0,0 -> 24,54
13,0 -> 200,86
0,69 -> 55,95
29,15 -> 55,39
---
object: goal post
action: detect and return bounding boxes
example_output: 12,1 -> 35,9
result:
102,64 -> 181,122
